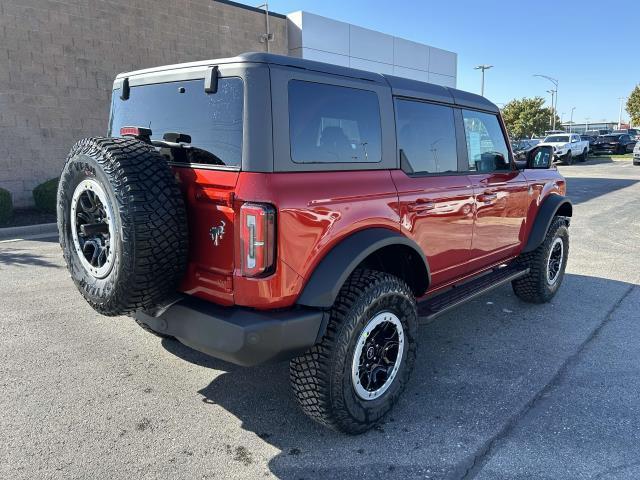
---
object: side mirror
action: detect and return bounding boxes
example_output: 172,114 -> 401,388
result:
526,145 -> 553,169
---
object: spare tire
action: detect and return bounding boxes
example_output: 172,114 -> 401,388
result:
57,137 -> 188,316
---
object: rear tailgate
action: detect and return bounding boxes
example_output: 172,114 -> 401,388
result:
109,76 -> 245,305
175,168 -> 239,305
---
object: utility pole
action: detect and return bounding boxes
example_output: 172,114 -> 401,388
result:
569,107 -> 576,133
534,74 -> 559,130
474,65 -> 493,97
618,97 -> 626,129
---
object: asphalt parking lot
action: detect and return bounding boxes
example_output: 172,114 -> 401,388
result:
1,156 -> 639,480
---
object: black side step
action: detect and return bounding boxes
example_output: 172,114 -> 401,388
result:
418,266 -> 529,321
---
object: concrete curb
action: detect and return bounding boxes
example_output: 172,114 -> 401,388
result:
0,222 -> 58,241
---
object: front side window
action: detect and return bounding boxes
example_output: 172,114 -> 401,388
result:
462,110 -> 511,172
109,77 -> 244,168
288,80 -> 382,164
395,99 -> 458,174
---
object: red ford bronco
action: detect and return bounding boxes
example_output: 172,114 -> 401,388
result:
58,53 -> 571,434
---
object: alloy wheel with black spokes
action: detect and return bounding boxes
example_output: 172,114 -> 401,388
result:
70,179 -> 116,279
546,237 -> 564,286
351,311 -> 404,401
290,269 -> 417,434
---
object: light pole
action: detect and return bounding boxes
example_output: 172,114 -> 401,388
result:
618,97 -> 626,129
474,65 -> 493,97
585,117 -> 590,133
569,107 -> 576,133
256,2 -> 273,52
546,89 -> 556,127
534,74 -> 559,130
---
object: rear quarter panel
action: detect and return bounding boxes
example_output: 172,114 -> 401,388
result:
232,170 -> 401,309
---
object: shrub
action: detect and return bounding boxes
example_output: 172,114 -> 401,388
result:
33,178 -> 59,214
0,187 -> 13,226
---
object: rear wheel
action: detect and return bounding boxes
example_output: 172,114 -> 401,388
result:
580,148 -> 588,162
289,269 -> 417,434
564,151 -> 573,165
512,217 -> 569,303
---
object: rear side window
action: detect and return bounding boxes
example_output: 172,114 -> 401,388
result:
395,99 -> 458,174
109,78 -> 243,168
462,110 -> 510,172
288,80 -> 382,164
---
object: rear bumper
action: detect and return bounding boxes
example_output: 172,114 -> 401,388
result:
134,296 -> 327,366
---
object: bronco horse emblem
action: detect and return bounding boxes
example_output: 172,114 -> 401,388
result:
209,221 -> 226,246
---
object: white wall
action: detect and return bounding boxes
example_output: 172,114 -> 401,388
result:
287,11 -> 457,88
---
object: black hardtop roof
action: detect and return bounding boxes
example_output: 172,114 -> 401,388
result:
119,52 -> 499,114
242,53 -> 499,113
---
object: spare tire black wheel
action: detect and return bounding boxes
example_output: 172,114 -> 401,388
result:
57,137 -> 188,316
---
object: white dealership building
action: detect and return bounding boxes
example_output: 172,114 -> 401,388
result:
287,11 -> 457,88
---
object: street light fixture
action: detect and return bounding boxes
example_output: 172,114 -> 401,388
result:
534,74 -> 559,130
474,65 -> 493,97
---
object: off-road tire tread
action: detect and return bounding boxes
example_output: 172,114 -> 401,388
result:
512,216 -> 568,303
289,269 -> 417,434
58,137 -> 188,316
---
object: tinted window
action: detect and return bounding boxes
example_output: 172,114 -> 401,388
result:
395,99 -> 458,174
288,80 -> 382,164
544,135 -> 570,143
109,78 -> 243,168
462,110 -> 510,172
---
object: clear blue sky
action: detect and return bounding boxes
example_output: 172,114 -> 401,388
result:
239,0 -> 639,124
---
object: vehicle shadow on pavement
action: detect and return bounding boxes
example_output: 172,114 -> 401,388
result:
161,273 -> 637,480
583,156 -> 614,165
564,176 -> 638,205
0,246 -> 60,268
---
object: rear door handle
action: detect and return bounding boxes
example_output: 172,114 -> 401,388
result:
477,192 -> 497,202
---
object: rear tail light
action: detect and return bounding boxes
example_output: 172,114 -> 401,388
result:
240,203 -> 275,277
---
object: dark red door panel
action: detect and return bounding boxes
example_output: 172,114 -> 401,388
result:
467,171 -> 529,271
391,171 -> 475,289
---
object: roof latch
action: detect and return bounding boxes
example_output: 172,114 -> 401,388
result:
204,66 -> 219,94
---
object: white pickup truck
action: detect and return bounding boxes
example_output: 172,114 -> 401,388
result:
537,133 -> 589,164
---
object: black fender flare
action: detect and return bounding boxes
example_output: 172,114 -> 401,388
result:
522,195 -> 573,253
296,228 -> 430,309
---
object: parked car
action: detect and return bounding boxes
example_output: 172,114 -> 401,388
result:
634,141 -> 640,165
592,133 -> 637,155
612,128 -> 640,140
580,134 -> 597,153
511,138 -> 541,160
538,133 -> 589,164
585,129 -> 611,136
56,52 -> 571,434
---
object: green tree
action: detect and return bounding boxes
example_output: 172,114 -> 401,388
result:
501,97 -> 562,139
626,85 -> 640,126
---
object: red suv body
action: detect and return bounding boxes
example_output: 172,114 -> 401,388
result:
60,53 -> 572,433
103,53 -> 572,366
